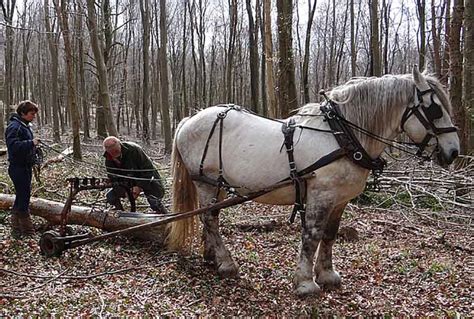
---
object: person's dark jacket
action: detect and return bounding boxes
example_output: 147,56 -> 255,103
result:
104,142 -> 161,184
5,114 -> 36,166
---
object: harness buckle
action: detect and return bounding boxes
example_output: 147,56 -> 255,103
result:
353,151 -> 363,161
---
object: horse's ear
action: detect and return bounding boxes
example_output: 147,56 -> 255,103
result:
412,65 -> 430,90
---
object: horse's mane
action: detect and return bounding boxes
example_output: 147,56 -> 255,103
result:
300,73 -> 450,153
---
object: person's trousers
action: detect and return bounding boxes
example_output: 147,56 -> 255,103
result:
8,164 -> 33,216
106,180 -> 164,211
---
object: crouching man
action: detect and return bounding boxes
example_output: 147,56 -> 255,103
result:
103,136 -> 168,214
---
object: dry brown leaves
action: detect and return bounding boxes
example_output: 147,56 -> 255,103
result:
0,139 -> 472,316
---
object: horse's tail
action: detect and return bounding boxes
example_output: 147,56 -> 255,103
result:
165,121 -> 199,251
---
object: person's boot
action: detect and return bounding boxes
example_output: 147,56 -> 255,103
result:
154,201 -> 170,214
18,214 -> 35,236
10,213 -> 22,239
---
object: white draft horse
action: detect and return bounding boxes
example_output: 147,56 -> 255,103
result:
167,67 -> 460,296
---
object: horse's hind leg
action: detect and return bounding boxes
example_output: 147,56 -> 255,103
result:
314,202 -> 347,290
197,184 -> 239,278
294,199 -> 332,297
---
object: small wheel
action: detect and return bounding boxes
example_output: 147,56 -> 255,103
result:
39,231 -> 65,257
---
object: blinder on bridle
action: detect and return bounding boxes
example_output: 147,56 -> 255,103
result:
400,87 -> 458,157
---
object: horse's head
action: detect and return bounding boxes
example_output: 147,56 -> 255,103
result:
400,66 -> 460,166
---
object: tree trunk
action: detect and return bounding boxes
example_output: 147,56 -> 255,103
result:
416,0 -> 426,69
369,0 -> 381,76
450,0 -> 468,153
226,0 -> 238,102
76,1 -> 90,140
86,0 -> 118,137
246,0 -> 260,112
431,0 -> 442,77
43,0 -> 61,143
442,0 -> 451,84
302,0 -> 317,104
276,0 -> 297,117
139,0 -> 151,143
54,0 -> 82,160
159,0 -> 172,153
0,0 -> 16,139
465,0 -> 473,150
263,0 -> 277,117
0,194 -> 166,242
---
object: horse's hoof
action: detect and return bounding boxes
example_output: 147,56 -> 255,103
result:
295,280 -> 321,297
315,270 -> 341,290
217,261 -> 239,278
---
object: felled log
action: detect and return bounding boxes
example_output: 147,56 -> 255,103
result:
0,194 -> 167,243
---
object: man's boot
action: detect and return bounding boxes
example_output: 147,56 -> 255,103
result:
154,201 -> 170,214
10,213 -> 22,239
19,214 -> 35,236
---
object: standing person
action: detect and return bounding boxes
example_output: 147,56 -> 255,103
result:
5,100 -> 40,238
103,136 -> 168,214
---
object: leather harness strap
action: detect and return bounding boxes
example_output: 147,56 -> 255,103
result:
320,102 -> 387,174
281,119 -> 307,227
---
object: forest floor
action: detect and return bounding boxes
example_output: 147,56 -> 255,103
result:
0,132 -> 473,317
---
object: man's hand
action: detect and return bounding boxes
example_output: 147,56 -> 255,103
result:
132,186 -> 142,199
33,138 -> 40,146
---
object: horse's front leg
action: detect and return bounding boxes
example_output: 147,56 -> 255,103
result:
294,200 -> 332,297
198,186 -> 239,278
314,202 -> 347,290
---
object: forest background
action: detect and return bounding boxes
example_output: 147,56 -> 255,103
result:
0,0 -> 472,156
0,0 -> 473,316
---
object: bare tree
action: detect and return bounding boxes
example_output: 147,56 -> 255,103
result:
43,0 -> 61,142
0,0 -> 16,138
86,0 -> 118,137
159,0 -> 172,152
276,0 -> 297,117
450,0 -> 468,152
350,0 -> 356,76
53,0 -> 82,159
75,0 -> 90,140
369,0 -> 381,76
465,0 -> 473,150
246,0 -> 259,112
139,0 -> 151,143
302,0 -> 317,104
415,0 -> 426,69
263,0 -> 277,117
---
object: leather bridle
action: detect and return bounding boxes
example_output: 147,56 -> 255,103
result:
400,87 -> 458,156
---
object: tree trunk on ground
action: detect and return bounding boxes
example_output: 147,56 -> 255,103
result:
0,194 -> 166,242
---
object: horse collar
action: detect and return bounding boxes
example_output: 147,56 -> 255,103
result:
320,102 -> 386,174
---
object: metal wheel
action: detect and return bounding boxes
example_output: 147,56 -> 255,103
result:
39,231 -> 65,257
